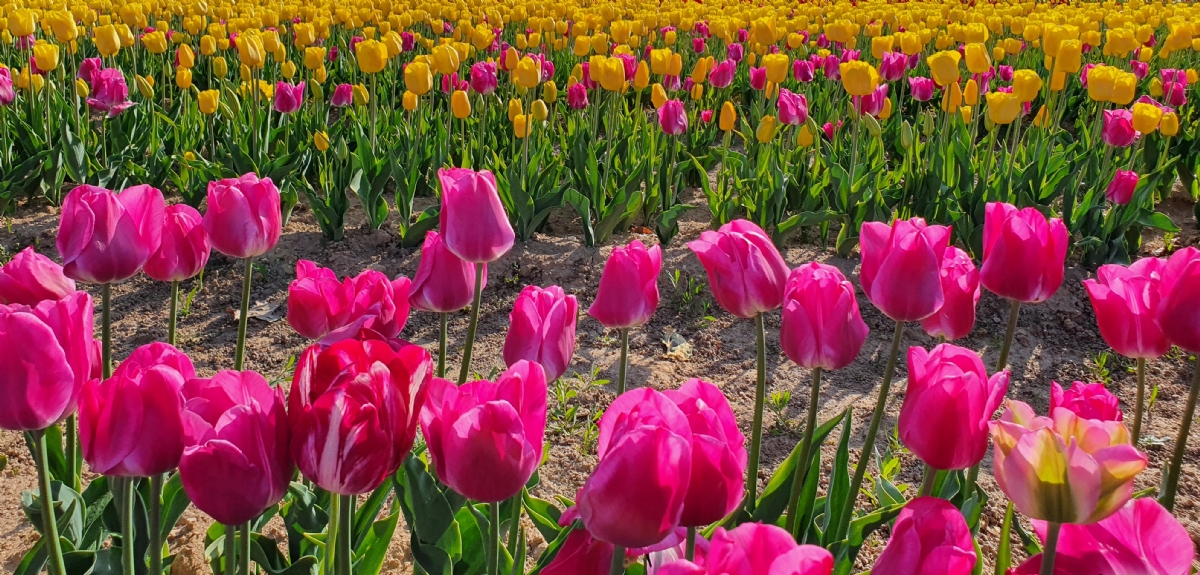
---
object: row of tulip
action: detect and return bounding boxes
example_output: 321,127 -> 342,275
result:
2,160 -> 1198,575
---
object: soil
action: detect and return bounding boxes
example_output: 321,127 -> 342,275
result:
2,189 -> 1200,574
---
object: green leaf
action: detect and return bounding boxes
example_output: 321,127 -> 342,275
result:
752,411 -> 843,525
354,510 -> 400,575
821,410 -> 854,547
1137,210 -> 1181,232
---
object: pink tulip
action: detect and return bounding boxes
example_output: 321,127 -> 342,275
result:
879,51 -> 906,81
700,109 -> 713,123
438,168 -> 515,264
990,400 -> 1146,524
0,292 -> 98,431
659,523 -> 833,575
78,58 -> 102,84
470,61 -> 498,95
1083,257 -> 1170,359
854,84 -> 889,116
345,269 -> 411,340
330,83 -> 353,107
859,218 -> 951,322
144,204 -> 210,282
541,528 -> 614,575
0,247 -> 76,305
920,247 -> 980,341
1105,169 -> 1138,204
692,37 -> 706,54
688,220 -> 790,319
0,68 -> 14,106
900,344 -> 1008,470
1129,60 -> 1148,79
273,81 -> 305,113
709,59 -> 736,88
1051,381 -> 1122,422
1163,81 -> 1187,106
998,65 -> 1014,81
1011,498 -> 1194,575
288,339 -> 432,494
287,261 -> 351,340
822,55 -> 841,80
179,370 -> 292,525
408,231 -> 485,313
578,387 -> 692,548
780,262 -> 869,370
202,173 -> 282,259
57,184 -> 165,285
1154,246 -> 1200,353
749,66 -> 766,90
1102,109 -> 1138,147
777,88 -> 809,126
79,342 -> 192,476
793,59 -> 814,82
420,360 -> 546,502
908,76 -> 935,101
664,379 -> 745,526
503,285 -> 577,381
567,82 -> 589,109
86,68 -> 135,117
980,202 -> 1068,304
872,497 -> 976,575
588,239 -> 662,329
659,99 -> 689,135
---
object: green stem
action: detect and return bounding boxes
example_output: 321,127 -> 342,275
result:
488,502 -> 500,575
437,312 -> 448,379
506,494 -> 521,557
239,522 -> 251,575
149,475 -> 163,575
685,527 -> 696,561
996,299 -> 1022,373
121,477 -> 135,575
1040,522 -> 1062,575
918,464 -> 937,498
1160,356 -> 1200,511
993,502 -> 1014,575
609,546 -> 625,575
336,494 -> 352,575
224,523 -> 237,575
168,281 -> 179,346
32,429 -> 66,575
837,320 -> 904,538
234,257 -> 254,371
786,367 -> 822,536
617,328 -> 630,395
102,283 -> 112,379
65,415 -> 78,493
745,313 -> 768,512
325,495 -> 338,575
457,263 -> 485,384
1132,357 -> 1146,445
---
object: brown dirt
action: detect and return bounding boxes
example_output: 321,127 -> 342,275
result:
2,190 -> 1200,574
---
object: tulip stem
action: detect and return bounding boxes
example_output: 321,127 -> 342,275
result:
336,494 -> 352,575
1040,522 -> 1062,575
838,320 -> 904,540
102,283 -> 112,379
1132,358 -> 1146,445
1160,356 -> 1200,512
325,496 -> 338,575
918,464 -> 937,498
685,527 -> 696,561
234,257 -> 254,371
65,416 -> 78,492
745,313 -> 768,512
996,299 -> 1022,373
786,367 -> 822,537
168,280 -> 179,346
457,263 -> 485,385
149,474 -> 163,575
616,328 -> 630,395
609,546 -> 625,575
240,522 -> 251,575
121,477 -> 135,575
993,501 -> 1014,575
507,495 -> 522,556
223,523 -> 237,575
487,502 -> 500,575
437,312 -> 448,378
32,429 -> 66,575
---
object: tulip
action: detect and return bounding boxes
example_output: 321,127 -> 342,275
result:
659,99 -> 688,135
879,51 -> 906,81
980,202 -> 1068,304
144,204 -> 210,283
202,173 -> 281,259
920,247 -> 981,341
404,61 -> 433,96
542,528 -> 615,575
780,262 -> 869,372
86,68 -> 135,117
0,247 -> 76,306
1050,381 -> 1122,422
688,220 -> 789,319
659,523 -> 833,575
578,388 -> 692,548
1152,247 -> 1200,510
1105,169 -> 1138,204
77,59 -> 101,84
927,50 -> 962,86
420,360 -> 547,502
1012,69 -> 1042,102
748,66 -> 767,90
503,285 -> 577,382
356,39 -> 388,74
588,239 -> 662,330
0,69 -> 15,107
325,83 -> 351,107
908,76 -> 935,101
57,184 -> 165,285
438,168 -> 514,264
567,82 -> 589,109
777,89 -> 808,126
470,61 -> 498,95
859,218 -> 950,322
664,379 -> 746,527
793,59 -> 815,83
272,81 -> 304,113
854,84 -> 889,117
872,498 -> 976,575
1131,101 -> 1163,133
1102,109 -> 1138,146
839,60 -> 880,96
719,101 -> 737,131
179,370 -> 292,526
709,59 -> 735,88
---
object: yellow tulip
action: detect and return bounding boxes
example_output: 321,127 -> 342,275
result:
959,105 -> 972,123
514,57 -> 541,89
213,56 -> 228,78
507,98 -> 523,121
1033,105 -> 1050,127
178,44 -> 195,69
33,44 -> 59,73
1054,40 -> 1083,73
136,75 -> 155,99
880,98 -> 893,120
573,36 -> 591,57
314,131 -> 330,152
47,11 -> 77,43
1131,102 -> 1163,134
871,35 -> 894,59
451,90 -> 471,119
941,81 -> 963,113
633,61 -> 650,90
690,83 -> 704,101
357,39 -> 388,74
650,49 -> 671,75
95,24 -> 121,57
281,61 -> 297,79
985,91 -> 1021,125
75,78 -> 89,98
314,65 -> 328,84
143,30 -> 168,54
1050,70 -> 1067,92
1087,66 -> 1115,102
598,57 -> 625,91
514,114 -> 532,138
532,100 -> 548,121
431,44 -> 460,75
240,64 -> 252,83
200,35 -> 217,56
756,115 -> 778,143
9,9 -> 36,37
1111,72 -> 1136,105
1161,112 -> 1180,137
294,23 -> 315,47
176,68 -> 193,90
352,84 -> 369,106
544,81 -> 558,104
384,32 -> 403,57
927,50 -> 962,87
797,124 -> 815,147
900,32 -> 924,56
651,83 -> 667,109
963,78 -> 979,106
964,43 -> 990,74
719,101 -> 737,131
304,47 -> 326,71
116,25 -> 135,48
1012,69 -> 1042,102
1149,78 -> 1164,98
762,53 -> 789,84
405,61 -> 433,96
839,61 -> 880,97
402,90 -> 418,111
238,33 -> 265,69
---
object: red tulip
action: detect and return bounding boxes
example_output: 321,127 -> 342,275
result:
859,218 -> 951,322
1105,169 -> 1138,205
872,497 -> 976,575
420,360 -> 546,502
202,173 -> 282,259
0,292 -> 98,431
0,247 -> 76,305
664,379 -> 746,527
579,387 -> 693,548
688,220 -> 790,319
437,168 -> 514,264
144,204 -> 210,282
588,239 -> 662,329
1083,257 -> 1170,359
179,370 -> 292,525
288,339 -> 432,494
57,184 -> 165,284
1153,246 -> 1200,353
980,202 -> 1068,303
900,344 -> 1008,470
79,342 -> 193,476
780,262 -> 869,370
1051,381 -> 1122,422
920,246 -> 981,341
408,231 -> 486,313
503,285 -> 577,382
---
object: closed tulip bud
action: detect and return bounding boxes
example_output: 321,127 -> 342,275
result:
144,205 -> 209,283
0,247 -> 75,306
451,89 -> 470,119
651,83 -> 668,109
75,78 -> 89,98
313,131 -> 329,152
1153,247 -> 1200,353
198,89 -> 219,115
1084,257 -> 1169,359
176,44 -> 195,70
659,99 -> 689,135
543,81 -> 558,103
506,97 -> 523,121
438,168 -> 514,263
688,220 -> 789,318
963,78 -> 979,106
781,262 -> 869,371
980,202 -> 1068,303
1161,112 -> 1180,136
513,114 -> 532,138
402,90 -> 418,111
352,84 -> 369,106
289,340 -> 432,494
964,42 -> 990,74
174,68 -> 192,90
57,185 -> 165,284
404,61 -> 432,96
755,114 -> 778,143
873,498 -> 977,575
589,239 -> 662,328
860,218 -> 951,322
719,101 -> 736,131
136,74 -> 155,99
357,39 -> 388,74
503,285 -> 577,381
202,173 -> 281,259
1051,381 -> 1122,422
1104,169 -> 1138,205
664,379 -> 746,527
212,56 -> 228,78
80,343 -> 192,476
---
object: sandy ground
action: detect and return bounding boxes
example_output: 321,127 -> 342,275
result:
2,191 -> 1199,574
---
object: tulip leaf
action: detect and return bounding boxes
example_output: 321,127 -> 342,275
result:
752,410 -> 843,526
522,491 -> 564,542
400,206 -> 441,248
354,510 -> 399,575
394,455 -> 461,575
527,522 -> 575,575
992,502 -> 1015,575
453,505 -> 487,574
820,409 -> 853,547
352,484 -> 392,549
1137,210 -> 1180,233
281,481 -> 329,561
61,124 -> 88,183
248,533 -> 319,575
22,481 -> 85,545
159,473 -> 191,544
828,501 -> 905,575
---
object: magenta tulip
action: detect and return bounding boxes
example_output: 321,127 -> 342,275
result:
664,379 -> 745,527
578,387 -> 692,548
542,529 -> 614,575
1102,109 -> 1138,147
86,68 -> 135,117
179,370 -> 292,525
777,88 -> 808,126
288,339 -> 431,494
567,82 -> 589,109
0,68 -> 14,106
287,261 -> 352,340
470,61 -> 498,94
659,99 -> 689,135
859,218 -> 951,322
793,59 -> 814,82
79,342 -> 192,476
438,168 -> 514,264
1154,246 -> 1200,353
780,262 -> 869,370
872,497 -> 976,575
503,285 -> 577,381
727,43 -> 744,62
78,58 -> 101,83
57,184 -> 165,284
420,360 -> 546,502
660,523 -> 833,575
330,83 -> 353,107
273,81 -> 305,113
879,51 -> 906,81
1051,381 -> 1122,422
708,59 -> 735,88
688,220 -> 790,319
980,202 -> 1068,304
1083,257 -> 1168,361
408,231 -> 485,313
0,247 -> 76,305
920,246 -> 981,341
1106,169 -> 1138,204
202,173 -> 282,259
854,84 -> 889,117
144,204 -> 210,282
749,66 -> 766,90
588,239 -> 662,329
909,76 -> 935,100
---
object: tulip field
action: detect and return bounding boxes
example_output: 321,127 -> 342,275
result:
8,0 -> 1200,574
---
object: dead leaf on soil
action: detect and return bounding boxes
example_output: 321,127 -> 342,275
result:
234,299 -> 285,323
662,326 -> 692,361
